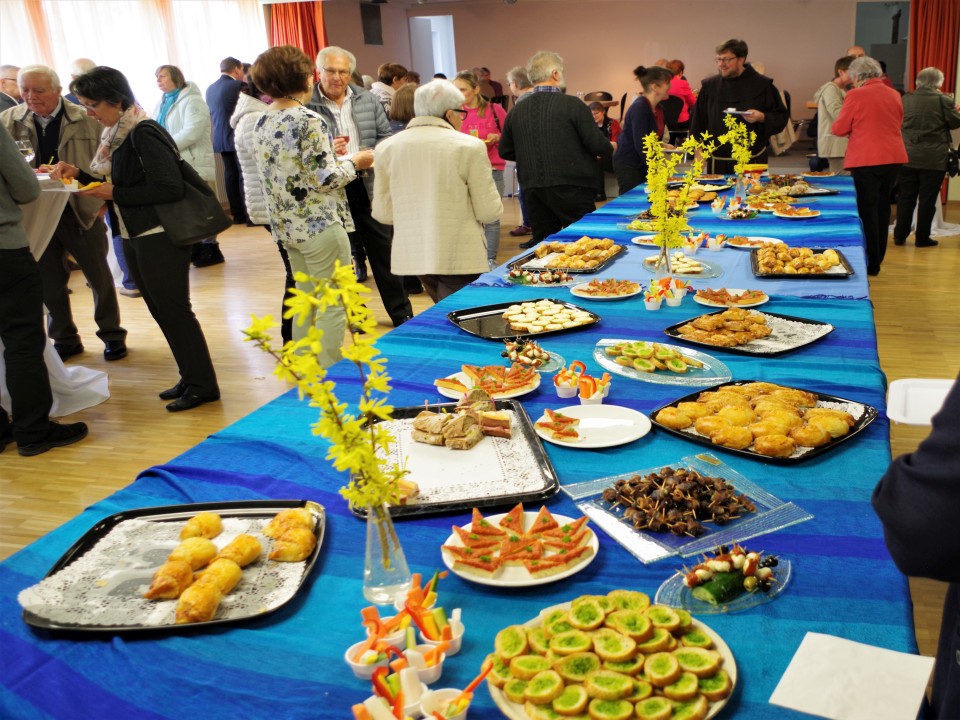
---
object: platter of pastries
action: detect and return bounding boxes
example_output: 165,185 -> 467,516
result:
650,380 -> 878,463
594,339 -> 733,387
693,288 -> 769,308
725,235 -> 783,250
487,593 -> 736,720
18,501 -> 325,632
518,237 -> 623,272
772,206 -> 820,219
664,308 -> 834,356
751,244 -> 853,277
447,299 -> 600,340
441,504 -> 598,587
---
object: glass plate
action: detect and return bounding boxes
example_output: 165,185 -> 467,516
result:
654,558 -> 792,614
641,255 -> 724,279
593,339 -> 732,386
561,453 -> 813,563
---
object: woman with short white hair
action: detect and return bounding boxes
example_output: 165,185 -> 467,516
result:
892,67 -> 960,249
372,79 -> 502,301
831,56 -> 907,276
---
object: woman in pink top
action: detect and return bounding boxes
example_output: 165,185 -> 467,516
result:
454,71 -> 507,269
831,56 -> 907,277
666,60 -> 697,125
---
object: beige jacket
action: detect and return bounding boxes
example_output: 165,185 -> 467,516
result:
372,116 -> 502,276
0,99 -> 104,229
814,80 -> 849,160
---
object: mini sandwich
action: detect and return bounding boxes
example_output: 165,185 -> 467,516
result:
411,410 -> 451,446
480,410 -> 512,439
457,387 -> 495,415
443,413 -> 483,450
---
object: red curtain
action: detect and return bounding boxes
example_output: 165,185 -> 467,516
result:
269,1 -> 326,76
908,0 -> 959,92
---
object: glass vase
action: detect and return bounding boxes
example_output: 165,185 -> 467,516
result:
733,174 -> 747,203
653,242 -> 672,289
363,503 -> 412,605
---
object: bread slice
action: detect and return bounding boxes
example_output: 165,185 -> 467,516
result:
542,528 -> 593,551
446,424 -> 483,450
498,502 -> 525,532
548,544 -> 595,571
441,544 -> 492,562
411,428 -> 446,446
452,553 -> 502,579
527,506 -> 560,536
500,539 -> 544,566
434,377 -> 468,393
470,508 -> 507,537
542,515 -> 590,538
451,525 -> 502,548
480,410 -> 512,438
522,557 -> 569,578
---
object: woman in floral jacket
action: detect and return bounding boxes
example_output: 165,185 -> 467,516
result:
250,46 -> 372,367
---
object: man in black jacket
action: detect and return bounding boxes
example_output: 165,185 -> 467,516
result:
688,39 -> 789,174
205,56 -> 245,235
499,51 -> 612,250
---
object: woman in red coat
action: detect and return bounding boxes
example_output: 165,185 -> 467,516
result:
831,56 -> 907,276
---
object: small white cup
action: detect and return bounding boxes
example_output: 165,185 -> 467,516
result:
420,688 -> 468,720
344,640 -> 389,680
406,643 -> 446,684
665,295 -> 683,307
421,619 -> 465,656
644,299 -> 662,311
579,393 -> 603,405
366,615 -> 407,648
555,384 -> 578,399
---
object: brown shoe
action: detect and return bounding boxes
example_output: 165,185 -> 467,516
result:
509,225 -> 532,237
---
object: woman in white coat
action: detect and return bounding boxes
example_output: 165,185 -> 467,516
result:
153,65 -> 222,267
372,80 -> 502,302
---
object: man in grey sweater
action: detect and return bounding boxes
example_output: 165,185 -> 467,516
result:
499,51 -> 612,249
0,125 -> 88,456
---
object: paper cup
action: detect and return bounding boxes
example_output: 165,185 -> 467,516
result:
420,689 -> 468,720
366,615 -> 407,648
665,296 -> 683,307
555,385 -> 578,398
421,619 -> 465,656
644,299 -> 662,310
405,644 -> 446,684
579,393 -> 603,405
344,640 -> 389,679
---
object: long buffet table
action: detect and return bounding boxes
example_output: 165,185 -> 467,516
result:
0,177 -> 916,719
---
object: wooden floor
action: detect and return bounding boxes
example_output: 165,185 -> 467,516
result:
2,166 -> 957,662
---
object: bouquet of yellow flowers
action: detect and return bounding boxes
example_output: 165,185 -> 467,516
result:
719,114 -> 756,177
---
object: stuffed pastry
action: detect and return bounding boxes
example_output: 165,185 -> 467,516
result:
268,525 -> 317,562
213,534 -> 262,568
143,559 -> 193,600
179,512 -> 222,540
262,508 -> 313,539
167,536 -> 218,570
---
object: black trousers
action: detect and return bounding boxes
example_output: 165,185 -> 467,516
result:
613,162 -> 646,196
851,164 -> 900,275
525,185 -> 597,244
419,273 -> 480,303
39,208 -> 125,348
123,233 -> 219,396
893,167 -> 944,245
0,248 -> 53,443
220,151 -> 246,222
345,179 -> 412,325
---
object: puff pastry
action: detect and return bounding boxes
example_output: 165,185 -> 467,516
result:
167,536 -> 218,570
175,581 -> 223,624
143,560 -> 194,600
263,508 -> 313,539
179,512 -> 222,540
194,558 -> 243,594
213,534 -> 262,568
268,525 -> 317,562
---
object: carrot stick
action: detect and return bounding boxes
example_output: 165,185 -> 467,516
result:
352,704 -> 373,720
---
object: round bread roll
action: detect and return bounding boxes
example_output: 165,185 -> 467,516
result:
754,434 -> 796,457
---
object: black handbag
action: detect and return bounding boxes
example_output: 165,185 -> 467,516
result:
129,122 -> 232,246
939,101 -> 960,177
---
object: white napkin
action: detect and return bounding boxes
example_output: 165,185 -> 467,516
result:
769,632 -> 934,720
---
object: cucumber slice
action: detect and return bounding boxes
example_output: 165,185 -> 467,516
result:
690,571 -> 745,605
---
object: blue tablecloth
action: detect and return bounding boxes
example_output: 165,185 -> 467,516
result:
0,272 -> 913,719
477,177 -> 870,300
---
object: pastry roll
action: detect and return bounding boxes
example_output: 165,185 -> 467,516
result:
143,560 -> 194,600
263,508 -> 313,539
268,525 -> 317,562
175,581 -> 223,624
167,536 -> 218,570
213,534 -> 262,567
194,558 -> 243,594
179,512 -> 222,540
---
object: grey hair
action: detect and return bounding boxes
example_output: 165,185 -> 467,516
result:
414,79 -> 465,118
18,64 -> 61,89
506,65 -> 532,90
0,64 -> 20,78
71,58 -> 96,77
527,51 -> 563,84
316,46 -> 356,75
916,67 -> 944,90
848,57 -> 882,83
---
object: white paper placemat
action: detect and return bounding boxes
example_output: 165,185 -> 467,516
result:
769,632 -> 934,720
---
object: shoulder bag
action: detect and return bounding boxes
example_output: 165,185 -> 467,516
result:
940,99 -> 959,177
129,122 -> 232,245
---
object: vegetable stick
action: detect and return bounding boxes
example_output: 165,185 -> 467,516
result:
352,704 -> 373,720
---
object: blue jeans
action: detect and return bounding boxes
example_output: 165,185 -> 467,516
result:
484,169 -> 504,268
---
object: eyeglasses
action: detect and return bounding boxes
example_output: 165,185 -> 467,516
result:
321,68 -> 351,78
715,55 -> 739,65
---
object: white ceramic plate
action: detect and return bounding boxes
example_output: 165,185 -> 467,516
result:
490,601 -> 737,720
725,236 -> 784,250
534,404 -> 652,448
631,235 -> 662,247
693,289 -> 770,308
570,282 -> 643,301
773,209 -> 820,219
435,371 -> 540,400
440,511 -> 599,588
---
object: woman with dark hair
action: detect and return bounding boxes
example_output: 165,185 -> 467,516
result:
52,66 -> 220,411
251,45 -> 373,367
613,64 -> 674,195
453,71 -> 507,269
153,64 -> 222,267
893,67 -> 960,249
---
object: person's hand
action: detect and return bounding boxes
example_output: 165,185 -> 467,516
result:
350,149 -> 374,170
485,133 -> 501,146
48,161 -> 79,181
333,136 -> 348,155
663,143 -> 676,150
742,109 -> 765,124
78,181 -> 113,200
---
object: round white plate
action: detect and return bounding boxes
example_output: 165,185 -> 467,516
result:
441,512 -> 599,588
490,601 -> 737,720
725,236 -> 784,250
436,371 -> 540,400
534,404 -> 652,448
773,209 -> 820,219
693,289 -> 770,308
570,282 -> 643,301
631,235 -> 662,247
655,558 -> 792,614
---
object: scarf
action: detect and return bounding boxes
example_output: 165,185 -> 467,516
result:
89,104 -> 149,176
156,87 -> 182,128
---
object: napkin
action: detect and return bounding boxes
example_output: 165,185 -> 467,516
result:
769,632 -> 934,720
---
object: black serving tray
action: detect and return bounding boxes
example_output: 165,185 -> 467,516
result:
511,243 -> 624,274
353,400 -> 559,519
447,298 -> 601,340
20,499 -> 325,633
750,247 -> 854,278
649,380 -> 879,464
664,309 -> 834,357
